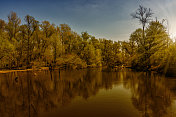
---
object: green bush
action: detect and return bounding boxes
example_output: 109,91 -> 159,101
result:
56,54 -> 87,69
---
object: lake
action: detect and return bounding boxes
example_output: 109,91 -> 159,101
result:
0,68 -> 176,117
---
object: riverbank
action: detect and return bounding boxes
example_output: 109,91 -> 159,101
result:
0,66 -> 117,74
1,65 -> 175,77
0,67 -> 49,73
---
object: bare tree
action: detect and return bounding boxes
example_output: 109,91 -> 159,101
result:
131,5 -> 153,41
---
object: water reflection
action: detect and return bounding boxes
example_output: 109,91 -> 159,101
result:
0,69 -> 176,117
123,72 -> 175,117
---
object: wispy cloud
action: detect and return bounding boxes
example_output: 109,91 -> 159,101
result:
0,0 -> 175,40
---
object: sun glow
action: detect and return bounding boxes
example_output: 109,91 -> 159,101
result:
142,0 -> 176,42
170,33 -> 176,42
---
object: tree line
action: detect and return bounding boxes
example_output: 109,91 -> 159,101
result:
0,7 -> 176,73
0,11 -> 122,69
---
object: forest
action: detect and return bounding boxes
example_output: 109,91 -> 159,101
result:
0,6 -> 176,74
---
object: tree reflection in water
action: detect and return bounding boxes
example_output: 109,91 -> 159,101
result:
122,71 -> 175,117
0,69 -> 175,117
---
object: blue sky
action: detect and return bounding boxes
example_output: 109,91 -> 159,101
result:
0,0 -> 176,41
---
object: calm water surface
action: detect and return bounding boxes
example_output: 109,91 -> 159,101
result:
0,69 -> 176,117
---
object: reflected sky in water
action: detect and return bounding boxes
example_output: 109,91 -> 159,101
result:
0,69 -> 176,117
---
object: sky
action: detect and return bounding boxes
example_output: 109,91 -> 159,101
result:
0,0 -> 176,41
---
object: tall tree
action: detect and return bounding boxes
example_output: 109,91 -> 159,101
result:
145,21 -> 169,70
24,15 -> 39,68
0,19 -> 15,68
51,26 -> 61,65
131,5 -> 153,70
131,5 -> 153,45
0,19 -> 6,33
128,20 -> 170,71
40,21 -> 55,60
60,24 -> 72,54
6,12 -> 21,41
